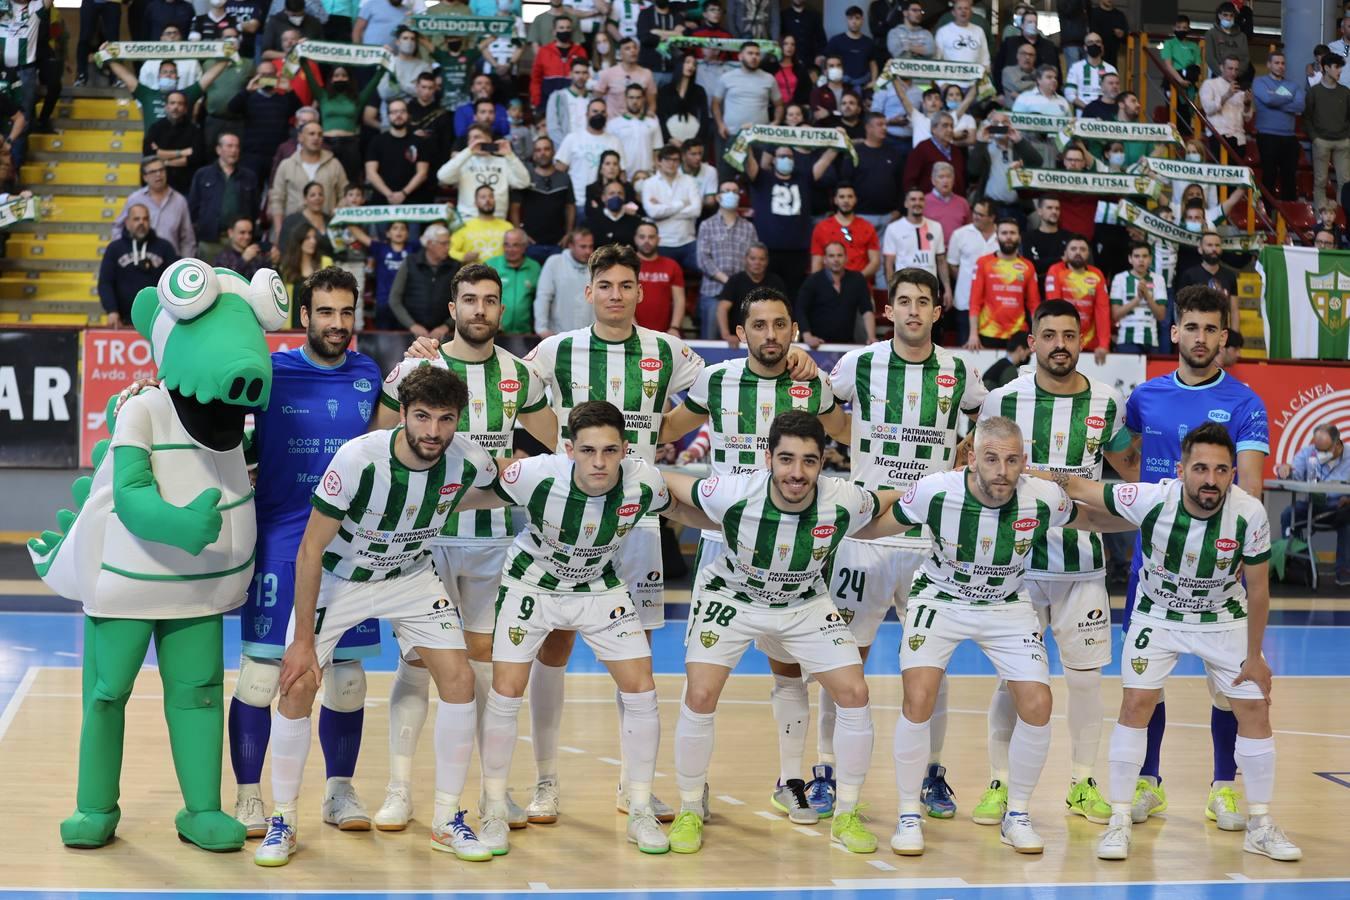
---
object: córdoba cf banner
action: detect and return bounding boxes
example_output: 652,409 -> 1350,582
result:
1259,245 -> 1350,359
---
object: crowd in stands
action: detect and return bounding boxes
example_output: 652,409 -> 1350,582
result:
0,0 -> 1335,348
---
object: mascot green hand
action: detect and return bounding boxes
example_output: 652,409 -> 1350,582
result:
29,259 -> 289,851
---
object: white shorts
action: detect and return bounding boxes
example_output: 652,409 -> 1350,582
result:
614,525 -> 664,630
900,600 -> 1050,685
291,566 -> 465,668
1121,620 -> 1264,700
1026,577 -> 1112,670
831,539 -> 927,646
431,541 -> 510,634
492,579 -> 652,664
684,594 -> 862,675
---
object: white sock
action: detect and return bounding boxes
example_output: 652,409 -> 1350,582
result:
1064,667 -> 1103,782
432,699 -> 475,825
270,713 -> 312,814
816,685 -> 837,761
468,657 -> 493,750
1007,718 -> 1052,812
1107,723 -> 1148,814
481,689 -> 523,806
1234,735 -> 1276,815
388,660 -> 431,787
892,713 -> 929,816
619,690 -> 660,810
987,679 -> 1014,784
771,674 -> 809,783
614,687 -> 627,787
929,675 -> 949,765
528,660 -> 566,783
675,703 -> 715,809
832,702 -> 873,813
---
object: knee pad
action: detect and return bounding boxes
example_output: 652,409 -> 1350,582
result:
322,660 -> 368,713
233,655 -> 281,707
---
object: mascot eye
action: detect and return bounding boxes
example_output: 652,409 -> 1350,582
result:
158,259 -> 220,321
247,268 -> 290,331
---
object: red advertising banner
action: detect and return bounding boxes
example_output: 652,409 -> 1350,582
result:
79,329 -> 312,467
1144,358 -> 1350,478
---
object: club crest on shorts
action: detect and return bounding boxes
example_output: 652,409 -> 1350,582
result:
700,630 -> 719,648
839,607 -> 855,624
1131,657 -> 1148,674
908,634 -> 925,651
253,614 -> 272,639
509,626 -> 526,646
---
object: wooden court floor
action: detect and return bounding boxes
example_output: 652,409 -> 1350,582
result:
2,670 -> 1345,893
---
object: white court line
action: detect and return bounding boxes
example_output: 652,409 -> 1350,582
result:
558,745 -> 585,754
1227,873 -> 1253,881
0,667 -> 38,743
52,651 -> 79,658
753,810 -> 777,821
9,646 -> 35,652
792,826 -> 819,838
868,859 -> 898,871
716,794 -> 744,805
596,757 -> 621,766
527,882 -> 550,890
832,878 -> 968,889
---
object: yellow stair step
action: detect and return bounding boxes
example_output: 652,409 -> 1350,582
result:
22,161 -> 141,186
0,311 -> 100,325
54,98 -> 143,121
30,130 -> 140,154
0,279 -> 98,302
34,194 -> 127,224
6,235 -> 110,260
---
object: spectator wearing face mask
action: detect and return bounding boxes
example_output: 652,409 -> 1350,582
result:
226,62 -> 302,181
136,26 -> 202,89
383,26 -> 436,100
696,179 -> 758,339
143,89 -> 205,195
1204,1 -> 1249,79
531,14 -> 588,109
106,54 -> 231,137
990,9 -> 1059,96
554,97 -> 625,205
744,144 -> 836,297
261,0 -> 320,55
1064,31 -> 1116,115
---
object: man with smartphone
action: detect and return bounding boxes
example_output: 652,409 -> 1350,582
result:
437,122 -> 532,222
968,109 -> 1042,227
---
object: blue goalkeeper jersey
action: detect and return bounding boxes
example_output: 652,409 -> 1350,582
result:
1125,368 -> 1269,485
252,347 -> 382,561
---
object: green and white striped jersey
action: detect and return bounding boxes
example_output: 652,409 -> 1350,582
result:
894,469 -> 1076,606
311,429 -> 498,582
380,345 -> 547,541
495,454 -> 670,592
1109,270 -> 1168,347
691,471 -> 879,611
981,370 -> 1129,581
525,325 -> 704,464
829,342 -> 986,546
1104,479 -> 1271,630
686,359 -> 836,478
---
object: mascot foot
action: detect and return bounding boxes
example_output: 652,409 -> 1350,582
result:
175,809 -> 247,852
60,808 -> 121,848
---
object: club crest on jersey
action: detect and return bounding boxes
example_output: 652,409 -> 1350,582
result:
908,634 -> 926,651
640,357 -> 662,398
980,536 -> 993,553
472,398 -> 484,415
700,630 -> 719,648
253,614 -> 271,639
1084,415 -> 1106,453
777,543 -> 791,560
907,391 -> 919,409
358,400 -> 372,420
1131,657 -> 1148,674
584,522 -> 597,538
327,398 -> 339,419
760,402 -> 773,421
610,376 -> 622,395
616,503 -> 639,539
1013,517 -> 1039,555
1054,431 -> 1066,450
935,373 -> 957,413
502,399 -> 517,418
406,504 -> 418,518
1185,552 -> 1198,568
811,524 -> 837,560
508,626 -> 526,646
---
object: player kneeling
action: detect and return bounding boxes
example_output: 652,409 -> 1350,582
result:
1048,423 -> 1300,862
661,412 -> 905,855
257,367 -> 499,866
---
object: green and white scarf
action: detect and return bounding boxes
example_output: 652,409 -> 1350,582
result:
408,14 -> 515,36
283,41 -> 395,78
1131,156 -> 1256,191
328,204 -> 464,229
873,57 -> 995,100
656,36 -> 780,58
94,41 -> 238,68
1005,111 -> 1072,134
1008,168 -> 1164,200
1056,118 -> 1183,151
0,195 -> 38,230
1115,200 -> 1264,252
723,124 -> 856,172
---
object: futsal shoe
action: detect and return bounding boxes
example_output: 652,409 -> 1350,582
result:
830,805 -> 878,853
482,790 -> 528,829
771,779 -> 820,824
920,764 -> 957,818
627,807 -> 671,854
1243,815 -> 1302,861
1130,777 -> 1167,824
889,814 -> 925,856
668,810 -> 704,853
1097,811 -> 1132,860
971,780 -> 1008,825
430,811 -> 493,861
616,783 -> 675,823
235,788 -> 269,838
525,778 -> 559,824
254,816 -> 297,867
805,763 -> 836,818
479,804 -> 511,856
1066,778 -> 1113,824
322,779 -> 372,831
999,811 -> 1044,854
374,784 -> 412,831
1206,784 -> 1247,831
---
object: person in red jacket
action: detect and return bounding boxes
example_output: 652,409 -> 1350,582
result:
1054,143 -> 1099,242
965,217 -> 1040,349
903,111 -> 967,196
531,16 -> 589,109
1043,235 -> 1112,362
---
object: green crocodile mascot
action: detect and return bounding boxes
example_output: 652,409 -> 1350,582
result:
28,259 -> 290,851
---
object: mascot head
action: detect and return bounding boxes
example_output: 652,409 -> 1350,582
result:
130,260 -> 288,409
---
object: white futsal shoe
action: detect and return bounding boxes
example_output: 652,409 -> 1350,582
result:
479,803 -> 511,856
525,778 -> 560,824
616,782 -> 676,823
889,814 -> 925,856
374,784 -> 413,831
254,816 -> 297,867
1243,816 -> 1302,861
322,778 -> 371,831
627,807 -> 671,854
1097,812 -> 1132,860
999,811 -> 1045,853
235,786 -> 268,838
